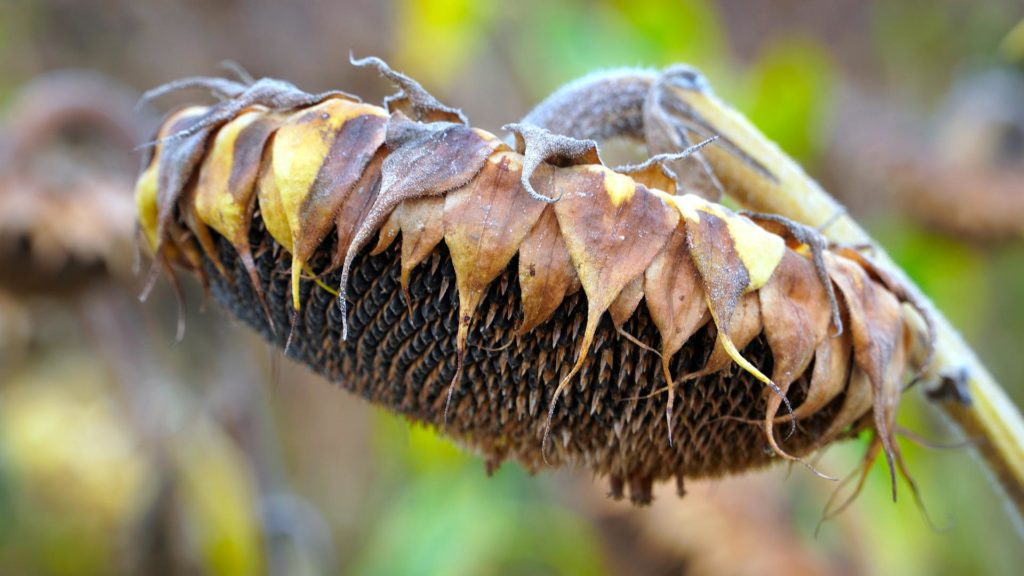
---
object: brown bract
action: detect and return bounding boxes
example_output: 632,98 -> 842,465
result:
135,65 -> 928,502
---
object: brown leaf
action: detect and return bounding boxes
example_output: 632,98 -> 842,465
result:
828,253 -> 907,494
758,250 -> 833,452
444,151 -> 547,353
397,196 -> 445,292
789,327 -> 852,422
644,227 -> 710,360
517,204 -> 578,333
817,366 -> 873,449
608,276 -> 645,328
331,150 -> 385,270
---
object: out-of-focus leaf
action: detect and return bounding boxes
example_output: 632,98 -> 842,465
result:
0,358 -> 152,527
0,355 -> 155,575
520,0 -> 726,97
394,0 -> 498,88
351,467 -> 606,576
874,216 -> 990,340
607,0 -> 725,66
173,419 -> 264,576
741,38 -> 835,163
1002,18 -> 1024,63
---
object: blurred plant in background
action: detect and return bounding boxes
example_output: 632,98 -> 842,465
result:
2,0 -> 1023,574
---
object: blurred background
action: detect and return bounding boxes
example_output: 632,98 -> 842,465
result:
2,0 -> 1024,574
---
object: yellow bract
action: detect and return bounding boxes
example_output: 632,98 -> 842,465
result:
663,192 -> 784,291
194,109 -> 264,244
661,192 -> 703,223
268,98 -> 387,310
273,100 -> 382,242
135,162 -> 159,251
256,162 -> 290,251
136,106 -> 208,254
592,166 -> 636,207
718,210 -> 784,291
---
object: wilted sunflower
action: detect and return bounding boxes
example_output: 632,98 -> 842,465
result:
135,57 -> 932,505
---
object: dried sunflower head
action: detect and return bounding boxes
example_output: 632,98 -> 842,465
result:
0,71 -> 147,280
135,58 -> 930,504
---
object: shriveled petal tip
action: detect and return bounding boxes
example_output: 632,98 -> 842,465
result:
614,136 -> 720,196
372,208 -> 401,256
351,54 -> 468,125
616,160 -> 678,195
689,292 -> 760,380
609,276 -> 645,328
503,123 -> 602,203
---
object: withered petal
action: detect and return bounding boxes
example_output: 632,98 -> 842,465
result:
546,165 -> 677,437
398,196 -> 445,292
517,205 -> 577,334
787,328 -> 852,422
154,104 -> 230,251
269,99 -> 388,309
759,250 -> 832,438
643,226 -> 709,360
609,275 -> 645,328
444,151 -> 547,357
338,117 -> 500,339
828,253 -> 907,490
